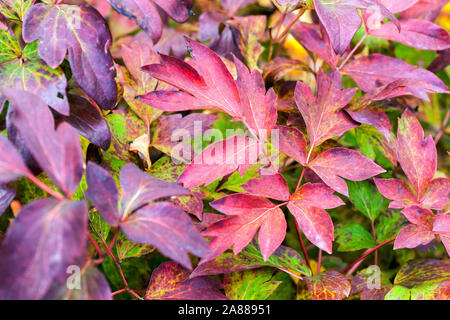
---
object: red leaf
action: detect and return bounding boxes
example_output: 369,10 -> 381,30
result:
313,0 -> 398,54
433,214 -> 450,235
295,70 -> 358,151
145,261 -> 227,300
399,0 -> 448,21
120,202 -> 210,269
346,107 -> 391,140
342,54 -> 449,96
433,214 -> 450,256
308,148 -> 385,196
222,0 -> 256,16
377,0 -> 419,13
287,182 -> 344,253
375,110 -> 449,210
398,109 -> 437,198
287,204 -> 334,254
401,206 -> 434,229
276,125 -> 308,165
369,19 -> 450,51
290,183 -> 345,209
420,178 -> 450,210
120,163 -> 189,217
205,194 -> 287,260
0,199 -> 87,299
178,135 -> 260,188
5,89 -> 84,197
394,225 -> 435,250
23,3 -> 117,109
141,38 -> 242,118
305,270 -> 351,300
242,169 -> 290,201
374,178 -> 418,209
290,22 -> 339,68
234,56 -> 277,140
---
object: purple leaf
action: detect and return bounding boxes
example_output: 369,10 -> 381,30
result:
55,94 -> 111,150
85,162 -> 121,227
120,163 -> 189,216
145,261 -> 226,300
151,113 -> 218,160
23,3 -> 117,109
342,54 -> 449,97
120,202 -> 210,269
5,89 -> 84,197
0,198 -> 88,300
0,133 -> 30,184
313,0 -> 399,55
0,185 -> 15,217
108,0 -> 192,43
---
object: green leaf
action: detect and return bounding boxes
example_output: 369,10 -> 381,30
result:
219,163 -> 261,192
354,125 -> 396,168
386,259 -> 450,300
0,28 -> 21,64
115,232 -> 155,262
267,271 -> 296,300
192,240 -> 312,279
335,224 -> 376,252
88,210 -> 110,248
0,0 -> 34,20
385,285 -> 411,300
394,259 -> 450,287
224,268 -> 281,300
375,210 -> 408,243
0,42 -> 69,114
103,110 -> 146,176
347,180 -> 384,221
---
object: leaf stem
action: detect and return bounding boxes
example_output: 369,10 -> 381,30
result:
340,237 -> 395,275
273,8 -> 306,42
25,173 -> 65,201
370,219 -> 378,266
317,249 -> 322,274
296,221 -> 312,270
295,166 -> 306,191
434,109 -> 450,145
337,33 -> 368,71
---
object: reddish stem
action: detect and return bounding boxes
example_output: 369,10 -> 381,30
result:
295,219 -> 311,270
370,219 -> 378,266
317,249 -> 322,274
434,109 -> 450,145
340,238 -> 395,275
25,173 -> 65,201
337,33 -> 368,71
